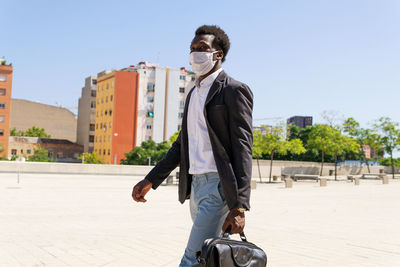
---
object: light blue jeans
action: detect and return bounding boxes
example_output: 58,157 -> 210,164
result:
179,172 -> 230,267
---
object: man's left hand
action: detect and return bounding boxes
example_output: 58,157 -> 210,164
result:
222,208 -> 245,234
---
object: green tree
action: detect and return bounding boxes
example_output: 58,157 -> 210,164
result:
374,117 -> 400,178
308,124 -> 337,176
168,130 -> 180,147
343,117 -> 382,173
28,145 -> 52,162
331,129 -> 359,180
379,157 -> 400,167
10,127 -> 19,136
253,125 -> 306,182
121,140 -> 170,165
78,152 -> 103,164
24,126 -> 51,138
10,126 -> 51,138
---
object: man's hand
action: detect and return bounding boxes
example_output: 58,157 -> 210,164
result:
222,208 -> 245,234
132,179 -> 153,203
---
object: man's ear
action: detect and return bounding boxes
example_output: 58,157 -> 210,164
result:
214,50 -> 224,61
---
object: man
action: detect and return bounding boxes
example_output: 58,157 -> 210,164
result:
132,25 -> 253,266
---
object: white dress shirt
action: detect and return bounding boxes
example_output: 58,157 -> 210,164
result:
187,68 -> 223,175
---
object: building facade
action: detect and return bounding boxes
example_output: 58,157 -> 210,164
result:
10,99 -> 77,142
8,136 -> 83,162
0,58 -> 13,158
93,70 -> 139,164
133,63 -> 195,145
287,116 -> 313,128
85,62 -> 195,164
76,76 -> 97,153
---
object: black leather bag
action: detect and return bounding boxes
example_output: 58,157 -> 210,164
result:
197,232 -> 267,267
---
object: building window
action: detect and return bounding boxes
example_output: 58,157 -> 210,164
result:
179,87 -> 185,93
95,136 -> 98,142
191,77 -> 196,81
0,89 -> 5,95
96,124 -> 98,129
109,136 -> 111,142
0,103 -> 5,109
27,149 -> 31,154
101,111 -> 103,116
110,95 -> 113,101
147,83 -> 154,91
104,136 -> 106,142
178,112 -> 184,118
89,124 -> 95,131
109,122 -> 112,128
21,149 -> 23,154
92,80 -> 97,85
179,100 -> 184,109
105,110 -> 108,116
112,81 -> 114,87
106,96 -> 108,103
89,135 -> 94,142
0,116 -> 4,122
0,75 -> 6,82
48,152 -> 53,158
57,152 -> 63,158
91,90 -> 96,97
109,110 -> 112,116
179,75 -> 186,80
108,149 -> 110,155
0,129 -> 3,136
106,83 -> 109,89
146,124 -> 152,130
91,101 -> 96,108
147,96 -> 153,103
103,149 -> 106,155
11,149 -> 17,155
101,98 -> 104,103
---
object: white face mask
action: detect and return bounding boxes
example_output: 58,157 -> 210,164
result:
189,51 -> 218,76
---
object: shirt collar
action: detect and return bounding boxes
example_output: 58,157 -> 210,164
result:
196,68 -> 223,88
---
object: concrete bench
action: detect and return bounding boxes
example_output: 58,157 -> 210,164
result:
361,173 -> 386,179
348,175 -> 360,185
292,174 -> 319,182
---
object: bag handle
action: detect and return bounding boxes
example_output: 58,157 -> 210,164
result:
223,227 -> 248,242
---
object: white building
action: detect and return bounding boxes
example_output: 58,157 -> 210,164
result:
122,62 -> 195,144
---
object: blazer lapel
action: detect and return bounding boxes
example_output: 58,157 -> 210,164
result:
205,70 -> 226,106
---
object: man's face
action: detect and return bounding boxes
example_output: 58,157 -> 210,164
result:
190,34 -> 216,53
190,34 -> 223,61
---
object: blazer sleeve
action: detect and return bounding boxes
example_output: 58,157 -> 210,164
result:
225,83 -> 253,210
145,131 -> 181,189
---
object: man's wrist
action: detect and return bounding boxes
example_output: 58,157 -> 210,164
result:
231,208 -> 246,214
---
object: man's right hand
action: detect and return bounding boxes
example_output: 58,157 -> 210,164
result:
132,179 -> 153,203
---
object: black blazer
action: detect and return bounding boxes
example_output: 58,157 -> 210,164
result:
145,70 -> 253,210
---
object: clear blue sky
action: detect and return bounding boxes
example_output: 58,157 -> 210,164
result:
3,0 -> 400,129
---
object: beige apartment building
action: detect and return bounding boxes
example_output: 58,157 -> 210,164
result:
10,99 -> 77,142
76,76 -> 97,153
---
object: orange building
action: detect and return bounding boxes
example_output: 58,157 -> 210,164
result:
0,58 -> 13,158
93,70 -> 139,164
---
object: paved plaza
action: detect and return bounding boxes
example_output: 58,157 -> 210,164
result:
0,173 -> 400,267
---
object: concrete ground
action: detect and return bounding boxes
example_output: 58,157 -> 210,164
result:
0,173 -> 399,267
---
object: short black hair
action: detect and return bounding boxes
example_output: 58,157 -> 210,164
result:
195,25 -> 230,62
